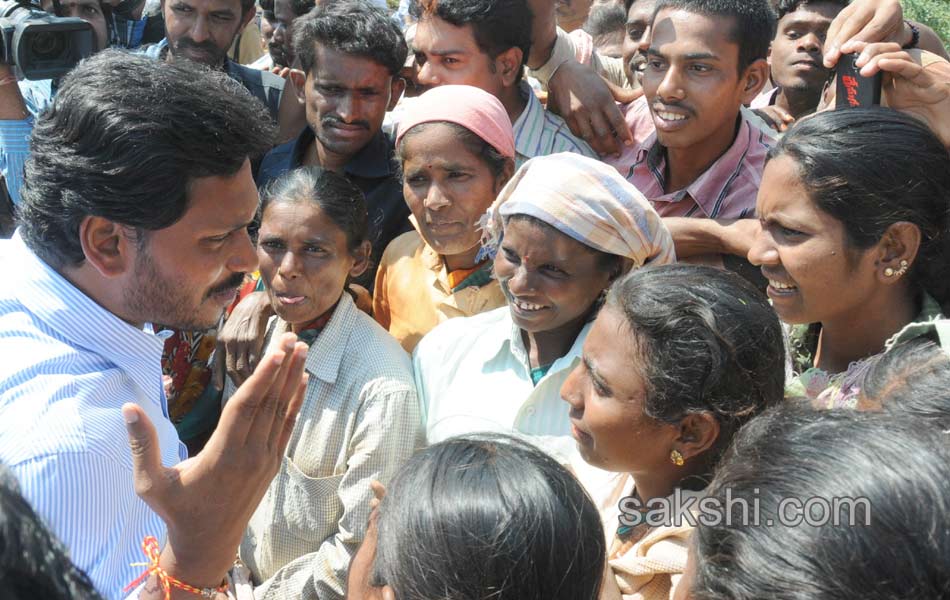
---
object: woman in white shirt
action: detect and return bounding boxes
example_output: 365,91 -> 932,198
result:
413,152 -> 674,456
226,166 -> 422,600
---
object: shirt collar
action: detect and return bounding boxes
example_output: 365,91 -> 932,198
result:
8,232 -> 167,403
637,114 -> 761,217
290,126 -> 395,179
512,81 -> 543,160
302,291 -> 360,384
484,307 -> 593,373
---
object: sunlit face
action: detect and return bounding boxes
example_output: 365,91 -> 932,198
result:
42,0 -> 108,51
621,0 -> 656,88
493,217 -> 614,334
561,303 -> 676,472
122,160 -> 259,330
257,200 -> 366,326
164,0 -> 250,66
401,123 -> 507,265
643,9 -> 749,151
748,155 -> 879,325
300,44 -> 398,162
412,16 -> 508,99
769,2 -> 842,96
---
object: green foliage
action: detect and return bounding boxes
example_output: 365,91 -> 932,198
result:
387,0 -> 398,9
904,0 -> 950,49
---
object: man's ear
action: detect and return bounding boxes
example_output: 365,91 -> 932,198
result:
290,69 -> 307,104
496,47 -> 524,88
740,58 -> 770,105
240,6 -> 256,30
77,216 -> 136,278
387,76 -> 407,112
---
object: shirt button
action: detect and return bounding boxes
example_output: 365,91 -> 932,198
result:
525,405 -> 536,417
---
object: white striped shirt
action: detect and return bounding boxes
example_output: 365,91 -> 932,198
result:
0,232 -> 186,600
512,81 -> 598,168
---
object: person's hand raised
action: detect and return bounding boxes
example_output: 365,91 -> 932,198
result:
546,60 -> 636,157
855,44 -> 950,148
125,332 -> 308,598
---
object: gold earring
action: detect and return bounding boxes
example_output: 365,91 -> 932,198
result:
884,267 -> 895,277
670,450 -> 685,466
896,259 -> 909,277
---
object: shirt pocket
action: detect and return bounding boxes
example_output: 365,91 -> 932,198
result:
281,456 -> 344,543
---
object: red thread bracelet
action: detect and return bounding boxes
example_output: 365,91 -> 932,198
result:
124,536 -> 229,600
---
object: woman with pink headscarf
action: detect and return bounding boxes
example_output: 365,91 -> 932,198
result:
373,85 -> 516,351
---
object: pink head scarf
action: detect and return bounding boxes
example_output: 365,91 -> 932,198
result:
395,85 -> 515,159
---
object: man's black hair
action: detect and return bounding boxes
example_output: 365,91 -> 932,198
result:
408,0 -> 533,82
653,0 -> 776,72
774,0 -> 848,20
584,2 -> 627,38
293,0 -> 407,77
18,50 -> 276,269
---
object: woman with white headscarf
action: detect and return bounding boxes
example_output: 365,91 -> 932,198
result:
413,152 -> 675,458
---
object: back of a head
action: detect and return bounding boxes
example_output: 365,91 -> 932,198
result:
0,465 -> 102,599
773,108 -> 950,313
19,50 -> 275,270
584,2 -> 628,37
693,406 -> 950,600
293,0 -> 407,77
408,0 -> 533,67
863,337 -> 950,430
372,435 -> 605,600
607,264 -> 785,456
653,0 -> 775,71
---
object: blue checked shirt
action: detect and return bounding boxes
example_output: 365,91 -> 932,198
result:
0,233 -> 187,599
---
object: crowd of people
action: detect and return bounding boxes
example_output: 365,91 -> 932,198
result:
0,0 -> 949,598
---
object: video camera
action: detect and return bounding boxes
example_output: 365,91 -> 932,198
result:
0,0 -> 94,80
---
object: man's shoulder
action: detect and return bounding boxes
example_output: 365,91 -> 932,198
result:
415,306 -> 509,360
257,136 -> 299,187
516,92 -> 597,159
228,61 -> 286,93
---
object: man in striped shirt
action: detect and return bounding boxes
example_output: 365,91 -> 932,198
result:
408,0 -> 597,167
0,51 -> 279,599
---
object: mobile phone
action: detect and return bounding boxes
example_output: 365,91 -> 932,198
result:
836,53 -> 882,109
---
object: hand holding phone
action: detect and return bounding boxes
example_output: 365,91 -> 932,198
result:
836,52 -> 883,108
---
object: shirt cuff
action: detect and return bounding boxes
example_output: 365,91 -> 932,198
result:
527,28 -> 578,86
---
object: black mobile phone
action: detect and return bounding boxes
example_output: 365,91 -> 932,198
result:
836,52 -> 882,109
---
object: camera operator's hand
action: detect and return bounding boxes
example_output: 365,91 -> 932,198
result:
856,43 -> 950,149
0,64 -> 28,120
